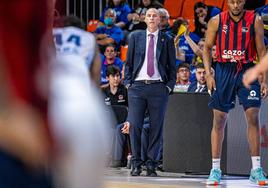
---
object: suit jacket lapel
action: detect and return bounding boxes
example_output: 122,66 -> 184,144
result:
139,31 -> 146,60
156,31 -> 164,62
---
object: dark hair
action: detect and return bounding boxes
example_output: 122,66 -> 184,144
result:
170,18 -> 186,36
106,65 -> 121,77
193,2 -> 211,38
53,15 -> 86,30
149,0 -> 163,7
108,0 -> 127,7
195,63 -> 205,69
104,43 -> 116,51
194,2 -> 207,11
177,63 -> 190,71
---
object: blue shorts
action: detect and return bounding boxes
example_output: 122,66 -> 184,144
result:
209,62 -> 261,113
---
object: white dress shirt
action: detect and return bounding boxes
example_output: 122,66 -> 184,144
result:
135,29 -> 162,81
195,82 -> 206,92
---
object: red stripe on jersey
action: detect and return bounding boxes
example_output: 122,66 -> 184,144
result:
216,11 -> 256,63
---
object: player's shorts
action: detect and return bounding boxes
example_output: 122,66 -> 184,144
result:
209,62 -> 261,113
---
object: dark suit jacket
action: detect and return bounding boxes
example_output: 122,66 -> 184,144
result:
124,30 -> 176,90
187,81 -> 208,93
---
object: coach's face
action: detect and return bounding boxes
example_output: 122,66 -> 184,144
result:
228,0 -> 245,17
145,8 -> 160,32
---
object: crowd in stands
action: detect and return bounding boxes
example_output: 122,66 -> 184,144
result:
53,0 -> 268,169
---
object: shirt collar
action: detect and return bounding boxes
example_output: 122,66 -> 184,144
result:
146,29 -> 159,38
197,82 -> 206,88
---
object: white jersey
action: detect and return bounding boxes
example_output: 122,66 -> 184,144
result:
50,26 -> 113,188
53,26 -> 95,68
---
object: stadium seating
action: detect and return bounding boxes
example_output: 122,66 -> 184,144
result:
204,0 -> 224,9
87,19 -> 98,32
120,45 -> 128,62
164,0 -> 184,19
181,0 -> 204,19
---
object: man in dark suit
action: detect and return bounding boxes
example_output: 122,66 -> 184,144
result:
188,63 -> 208,93
124,8 -> 176,177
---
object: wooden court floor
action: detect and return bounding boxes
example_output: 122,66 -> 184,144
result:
104,168 -> 268,188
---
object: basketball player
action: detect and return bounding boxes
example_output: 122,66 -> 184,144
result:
51,15 -> 112,188
203,0 -> 268,185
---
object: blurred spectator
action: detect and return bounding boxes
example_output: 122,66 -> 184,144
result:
255,5 -> 268,47
102,65 -> 128,107
112,117 -> 149,168
187,63 -> 208,93
127,0 -> 163,32
194,2 -> 221,38
174,63 -> 191,92
174,19 -> 200,67
100,44 -> 124,86
158,8 -> 171,33
100,0 -> 132,29
102,65 -> 128,168
244,0 -> 265,10
191,38 -> 205,65
95,9 -> 124,51
212,45 -> 217,63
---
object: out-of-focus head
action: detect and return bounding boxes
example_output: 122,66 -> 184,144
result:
108,0 -> 126,7
195,63 -> 206,85
104,8 -> 116,26
145,8 -> 160,31
212,45 -> 217,60
177,63 -> 190,83
53,15 -> 86,30
194,2 -> 208,19
142,0 -> 152,7
198,38 -> 206,51
227,0 -> 245,17
113,0 -> 122,6
106,65 -> 121,87
158,8 -> 170,29
104,44 -> 116,60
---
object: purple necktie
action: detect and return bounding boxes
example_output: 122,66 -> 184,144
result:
147,34 -> 154,77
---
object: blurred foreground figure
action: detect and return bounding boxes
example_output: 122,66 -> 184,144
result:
243,53 -> 268,88
0,1 -> 54,188
51,16 -> 112,188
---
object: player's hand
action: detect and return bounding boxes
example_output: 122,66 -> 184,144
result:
206,74 -> 216,96
243,68 -> 259,89
261,82 -> 268,99
121,122 -> 130,134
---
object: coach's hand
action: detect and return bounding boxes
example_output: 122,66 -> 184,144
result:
206,74 -> 216,96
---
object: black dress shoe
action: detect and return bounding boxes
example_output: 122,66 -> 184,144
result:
146,168 -> 157,177
130,167 -> 142,176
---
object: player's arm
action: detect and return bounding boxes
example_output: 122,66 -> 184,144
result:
254,14 -> 268,98
90,41 -> 101,85
203,15 -> 218,76
255,14 -> 266,63
203,15 -> 219,92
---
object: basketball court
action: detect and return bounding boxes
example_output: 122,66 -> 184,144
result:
104,168 -> 267,188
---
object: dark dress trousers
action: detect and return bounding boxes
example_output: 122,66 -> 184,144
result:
124,30 -> 176,169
